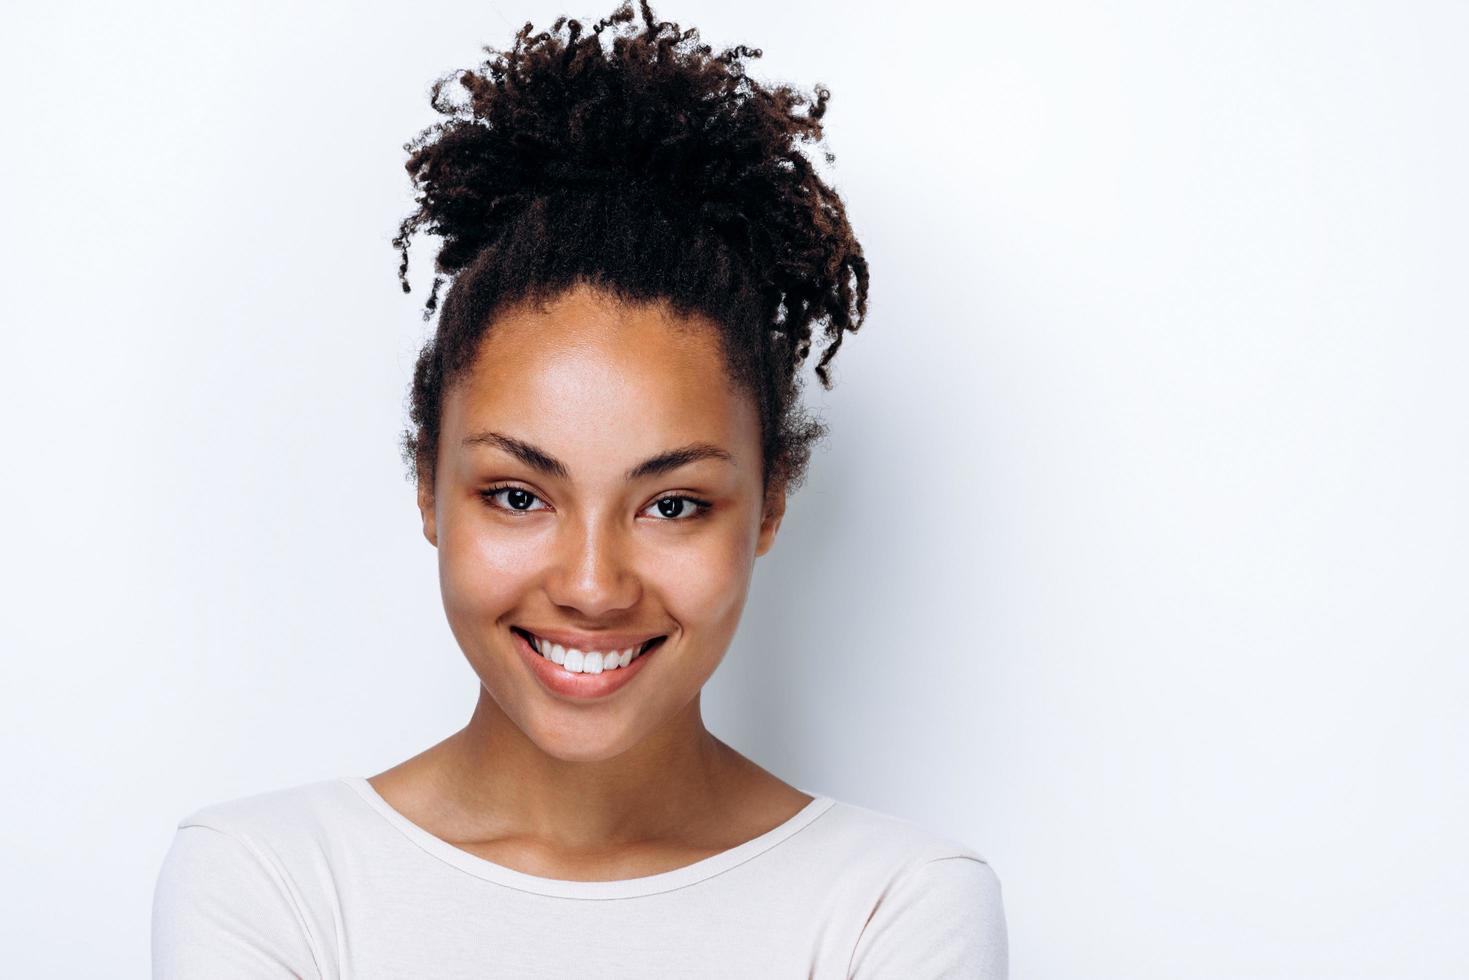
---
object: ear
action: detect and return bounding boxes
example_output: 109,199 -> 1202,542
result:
755,480 -> 787,557
417,469 -> 438,548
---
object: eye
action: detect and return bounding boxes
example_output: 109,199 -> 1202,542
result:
480,485 -> 549,513
641,495 -> 710,521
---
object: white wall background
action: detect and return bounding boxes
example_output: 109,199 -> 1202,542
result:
3,1 -> 1465,976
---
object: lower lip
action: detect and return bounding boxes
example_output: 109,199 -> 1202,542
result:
514,630 -> 659,701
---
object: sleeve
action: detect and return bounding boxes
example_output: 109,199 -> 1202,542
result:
151,823 -> 321,979
847,855 -> 1009,980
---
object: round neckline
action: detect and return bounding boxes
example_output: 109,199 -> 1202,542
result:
340,775 -> 837,900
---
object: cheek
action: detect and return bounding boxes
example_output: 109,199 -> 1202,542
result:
436,505 -> 543,627
646,521 -> 758,642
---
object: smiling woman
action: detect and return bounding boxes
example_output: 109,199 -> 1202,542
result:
428,290 -> 780,728
150,2 -> 1007,976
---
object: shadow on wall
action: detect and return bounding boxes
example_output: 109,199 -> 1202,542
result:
709,431 -> 869,786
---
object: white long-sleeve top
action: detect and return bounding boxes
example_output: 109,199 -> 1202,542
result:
151,776 -> 1008,978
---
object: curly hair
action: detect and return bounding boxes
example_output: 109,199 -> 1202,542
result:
393,0 -> 868,497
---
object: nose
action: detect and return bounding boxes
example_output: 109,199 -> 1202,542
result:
543,515 -> 642,619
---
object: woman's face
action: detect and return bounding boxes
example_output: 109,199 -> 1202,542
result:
422,284 -> 784,761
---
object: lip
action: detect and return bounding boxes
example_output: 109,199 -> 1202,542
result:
513,628 -> 662,702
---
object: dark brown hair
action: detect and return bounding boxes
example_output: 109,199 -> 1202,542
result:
393,0 -> 868,497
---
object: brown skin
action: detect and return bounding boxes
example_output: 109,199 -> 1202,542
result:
369,283 -> 812,881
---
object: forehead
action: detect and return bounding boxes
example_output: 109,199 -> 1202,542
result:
442,286 -> 759,475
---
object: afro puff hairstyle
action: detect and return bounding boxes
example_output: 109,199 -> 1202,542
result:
393,0 -> 869,497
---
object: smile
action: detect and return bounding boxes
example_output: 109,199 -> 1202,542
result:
512,628 -> 665,675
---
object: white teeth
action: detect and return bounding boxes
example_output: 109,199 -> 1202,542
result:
526,633 -> 651,674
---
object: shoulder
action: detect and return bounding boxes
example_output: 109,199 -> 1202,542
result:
160,777 -> 373,908
151,779 -> 362,978
815,795 -> 997,868
174,776 -> 361,841
811,797 -> 1008,979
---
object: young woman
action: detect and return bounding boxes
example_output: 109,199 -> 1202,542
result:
151,3 -> 1008,976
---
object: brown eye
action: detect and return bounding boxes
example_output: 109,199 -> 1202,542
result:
641,495 -> 708,521
482,487 -> 548,513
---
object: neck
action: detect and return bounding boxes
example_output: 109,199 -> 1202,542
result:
434,686 -> 738,851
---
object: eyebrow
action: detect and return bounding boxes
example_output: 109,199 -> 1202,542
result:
461,430 -> 735,481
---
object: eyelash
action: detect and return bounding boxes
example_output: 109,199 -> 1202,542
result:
478,484 -> 713,522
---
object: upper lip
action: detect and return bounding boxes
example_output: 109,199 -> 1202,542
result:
513,626 -> 666,653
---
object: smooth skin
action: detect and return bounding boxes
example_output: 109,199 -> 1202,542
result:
369,282 -> 813,882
